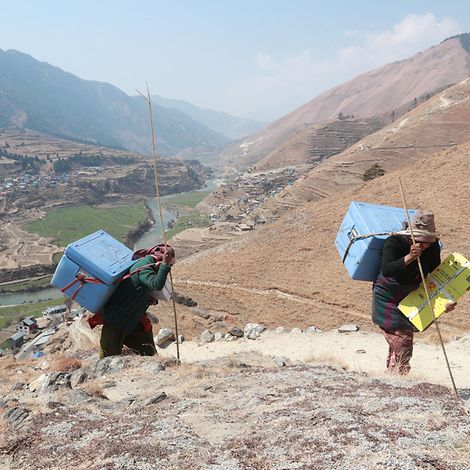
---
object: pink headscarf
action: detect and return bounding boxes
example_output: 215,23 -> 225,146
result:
132,244 -> 175,262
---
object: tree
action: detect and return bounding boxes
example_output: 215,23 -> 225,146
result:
363,164 -> 385,181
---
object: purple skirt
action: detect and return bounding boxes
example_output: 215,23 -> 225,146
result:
372,274 -> 419,331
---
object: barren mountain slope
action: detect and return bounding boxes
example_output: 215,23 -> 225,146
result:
255,116 -> 387,171
254,78 -> 470,221
173,142 -> 470,335
217,35 -> 470,170
2,352 -> 470,470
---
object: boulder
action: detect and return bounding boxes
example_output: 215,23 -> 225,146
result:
178,335 -> 185,344
29,372 -> 71,394
68,390 -> 91,405
209,312 -> 225,322
273,357 -> 289,367
214,332 -> 225,341
338,324 -> 360,333
224,334 -> 236,341
192,309 -> 211,320
144,391 -> 167,406
244,323 -> 267,340
29,374 -> 48,393
93,356 -> 126,377
291,328 -> 303,334
306,326 -> 321,334
4,407 -> 30,427
70,369 -> 87,388
228,327 -> 244,338
172,292 -> 198,307
200,330 -> 215,343
155,328 -> 175,347
276,327 -> 287,334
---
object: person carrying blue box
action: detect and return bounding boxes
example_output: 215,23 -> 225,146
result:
88,244 -> 175,357
371,211 -> 456,374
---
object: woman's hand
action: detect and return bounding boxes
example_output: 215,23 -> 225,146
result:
404,244 -> 423,264
444,301 -> 457,313
163,251 -> 175,266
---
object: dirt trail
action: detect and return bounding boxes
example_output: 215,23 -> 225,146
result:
160,330 -> 470,394
179,278 -> 371,322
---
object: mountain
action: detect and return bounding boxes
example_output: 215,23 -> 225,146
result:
254,116 -> 388,171
152,95 -> 266,140
0,49 -> 228,155
216,33 -> 470,170
253,78 -> 470,221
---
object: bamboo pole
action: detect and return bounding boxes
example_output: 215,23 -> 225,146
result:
138,85 -> 180,362
398,177 -> 458,398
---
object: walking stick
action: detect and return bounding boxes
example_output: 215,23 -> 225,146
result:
398,177 -> 458,399
137,84 -> 181,362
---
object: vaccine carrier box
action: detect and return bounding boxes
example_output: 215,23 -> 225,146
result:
51,230 -> 134,312
335,202 -> 416,281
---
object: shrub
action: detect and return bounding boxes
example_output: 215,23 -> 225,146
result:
363,164 -> 385,181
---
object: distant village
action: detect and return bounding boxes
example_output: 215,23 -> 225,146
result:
0,305 -> 85,358
0,172 -> 70,198
208,166 -> 299,227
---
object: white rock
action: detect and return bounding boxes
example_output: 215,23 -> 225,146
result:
214,332 -> 225,341
155,328 -> 175,347
224,334 -> 236,341
276,327 -> 287,334
306,326 -> 322,334
29,373 -> 47,392
178,335 -> 185,344
200,330 -> 215,343
291,327 -> 303,334
244,323 -> 267,339
247,331 -> 261,340
338,324 -> 360,333
273,357 -> 289,367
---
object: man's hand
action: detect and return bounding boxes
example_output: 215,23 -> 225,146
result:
163,251 -> 175,266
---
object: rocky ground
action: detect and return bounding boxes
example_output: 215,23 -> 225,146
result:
1,322 -> 470,470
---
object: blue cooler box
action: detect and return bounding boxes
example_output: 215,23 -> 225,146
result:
52,230 -> 134,312
335,202 -> 416,281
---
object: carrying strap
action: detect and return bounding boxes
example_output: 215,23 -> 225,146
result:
60,273 -> 105,301
342,229 -> 438,263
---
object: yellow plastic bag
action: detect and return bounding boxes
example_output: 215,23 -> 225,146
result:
398,252 -> 470,331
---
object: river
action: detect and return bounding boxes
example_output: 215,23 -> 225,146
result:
0,287 -> 62,307
2,179 -> 220,307
133,197 -> 178,250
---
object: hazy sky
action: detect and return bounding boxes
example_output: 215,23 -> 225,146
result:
1,1 -> 469,121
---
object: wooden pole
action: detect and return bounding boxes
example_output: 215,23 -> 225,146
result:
398,177 -> 458,398
138,85 -> 181,362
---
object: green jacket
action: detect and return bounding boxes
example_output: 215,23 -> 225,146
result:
102,255 -> 171,333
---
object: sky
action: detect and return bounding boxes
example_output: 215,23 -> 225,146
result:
1,1 -> 469,122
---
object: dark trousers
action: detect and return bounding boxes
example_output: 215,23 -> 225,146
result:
100,322 -> 156,358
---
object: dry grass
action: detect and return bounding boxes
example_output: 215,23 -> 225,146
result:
421,329 -> 456,345
82,381 -> 106,399
47,356 -> 82,373
434,437 -> 470,468
170,363 -> 231,394
304,352 -> 349,371
0,355 -> 18,371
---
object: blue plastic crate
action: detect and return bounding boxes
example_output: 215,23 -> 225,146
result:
335,202 -> 416,281
51,230 -> 134,312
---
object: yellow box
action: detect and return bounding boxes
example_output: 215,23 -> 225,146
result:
398,252 -> 470,331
